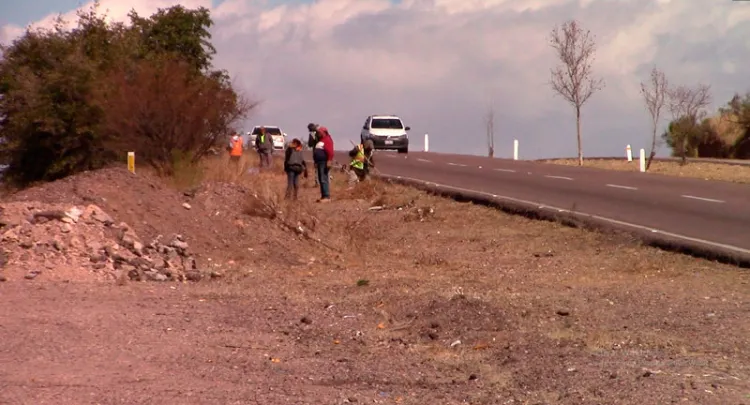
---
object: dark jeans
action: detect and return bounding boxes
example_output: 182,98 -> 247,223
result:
258,151 -> 271,169
353,167 -> 366,181
316,162 -> 330,199
285,170 -> 300,199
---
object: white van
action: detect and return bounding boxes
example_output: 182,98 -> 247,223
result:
360,115 -> 410,153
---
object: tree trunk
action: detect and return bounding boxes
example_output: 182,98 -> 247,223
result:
576,106 -> 583,166
646,125 -> 657,171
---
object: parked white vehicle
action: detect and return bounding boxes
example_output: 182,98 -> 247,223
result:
360,115 -> 410,153
247,126 -> 287,151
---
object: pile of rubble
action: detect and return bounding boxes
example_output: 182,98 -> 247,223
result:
0,202 -> 212,282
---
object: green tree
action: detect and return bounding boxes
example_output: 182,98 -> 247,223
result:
720,92 -> 750,158
128,5 -> 215,74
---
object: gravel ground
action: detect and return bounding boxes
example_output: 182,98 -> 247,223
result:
1,157 -> 748,405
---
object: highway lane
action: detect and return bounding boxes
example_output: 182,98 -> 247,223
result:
374,151 -> 750,252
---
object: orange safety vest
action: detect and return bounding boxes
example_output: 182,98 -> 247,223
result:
230,138 -> 243,156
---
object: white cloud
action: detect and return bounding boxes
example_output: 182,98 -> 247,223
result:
2,0 -> 749,158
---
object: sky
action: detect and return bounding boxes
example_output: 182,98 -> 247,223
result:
1,0 -> 749,159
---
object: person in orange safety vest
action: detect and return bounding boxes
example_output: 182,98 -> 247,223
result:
229,131 -> 243,165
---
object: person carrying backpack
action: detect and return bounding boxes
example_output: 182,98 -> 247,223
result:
284,138 -> 308,200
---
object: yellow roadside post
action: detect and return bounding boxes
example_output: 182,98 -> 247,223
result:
127,152 -> 135,174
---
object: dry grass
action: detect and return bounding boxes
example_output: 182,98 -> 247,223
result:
6,151 -> 749,403
543,158 -> 750,183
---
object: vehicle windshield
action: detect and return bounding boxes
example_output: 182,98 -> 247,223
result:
252,127 -> 282,135
370,118 -> 403,129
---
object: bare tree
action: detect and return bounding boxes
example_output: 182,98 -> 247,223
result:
666,83 -> 712,165
549,20 -> 605,166
485,105 -> 495,158
640,66 -> 668,170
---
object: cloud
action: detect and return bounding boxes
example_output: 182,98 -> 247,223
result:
2,0 -> 750,158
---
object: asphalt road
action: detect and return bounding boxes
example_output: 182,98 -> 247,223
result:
373,151 -> 750,253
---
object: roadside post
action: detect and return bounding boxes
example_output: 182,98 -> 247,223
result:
127,152 -> 135,174
424,134 -> 429,152
513,139 -> 519,160
639,149 -> 646,172
626,144 -> 632,162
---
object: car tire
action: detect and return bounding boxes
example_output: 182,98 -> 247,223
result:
398,147 -> 408,154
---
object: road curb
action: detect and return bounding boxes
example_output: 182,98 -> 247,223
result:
377,174 -> 750,269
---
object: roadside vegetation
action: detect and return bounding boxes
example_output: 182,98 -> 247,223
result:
544,19 -> 750,171
0,1 -> 254,187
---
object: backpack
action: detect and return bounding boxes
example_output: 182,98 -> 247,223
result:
287,148 -> 305,173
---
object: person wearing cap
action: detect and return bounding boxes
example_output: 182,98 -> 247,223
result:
312,126 -> 334,202
307,123 -> 321,186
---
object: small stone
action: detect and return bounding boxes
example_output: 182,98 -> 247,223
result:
124,265 -> 141,281
19,239 -> 33,249
468,374 -> 478,381
52,239 -> 64,251
144,270 -> 167,282
556,309 -> 570,316
182,256 -> 196,271
2,229 -> 19,242
170,239 -> 189,252
60,223 -> 72,233
104,245 -> 116,257
0,274 -> 6,282
24,270 -> 41,280
209,271 -> 222,279
300,316 -> 313,324
152,257 -> 167,270
65,206 -> 82,222
84,205 -> 113,225
182,202 -> 192,210
185,271 -> 202,282
89,253 -> 107,263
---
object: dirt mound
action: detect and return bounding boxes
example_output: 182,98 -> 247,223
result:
0,201 -> 210,282
0,166 -> 318,282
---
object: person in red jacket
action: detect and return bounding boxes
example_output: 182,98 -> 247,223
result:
312,126 -> 334,202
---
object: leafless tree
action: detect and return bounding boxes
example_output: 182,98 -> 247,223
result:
640,66 -> 668,170
549,20 -> 605,166
666,83 -> 712,164
485,105 -> 495,158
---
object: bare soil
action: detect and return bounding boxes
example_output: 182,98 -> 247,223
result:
1,154 -> 749,405
543,158 -> 750,184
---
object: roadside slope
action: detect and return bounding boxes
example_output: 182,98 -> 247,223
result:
0,160 -> 748,404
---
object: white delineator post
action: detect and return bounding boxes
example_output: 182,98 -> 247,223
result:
626,144 -> 632,162
513,139 -> 519,160
639,148 -> 646,172
424,133 -> 429,152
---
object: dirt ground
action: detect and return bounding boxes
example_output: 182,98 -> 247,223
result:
543,158 -> 750,184
1,154 -> 749,404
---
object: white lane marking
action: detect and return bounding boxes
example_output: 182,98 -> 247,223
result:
681,195 -> 725,203
606,184 -> 638,190
447,162 -> 467,167
382,174 -> 750,256
494,168 -> 516,173
416,158 -> 431,163
545,175 -> 573,181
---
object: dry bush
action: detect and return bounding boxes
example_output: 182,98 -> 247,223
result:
93,58 -> 255,175
337,179 -> 389,201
